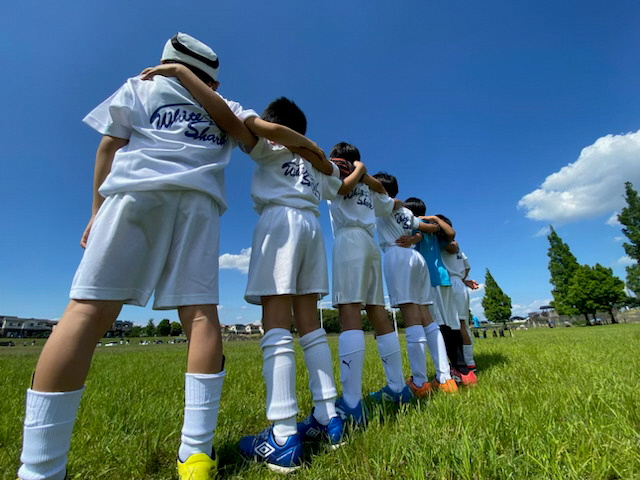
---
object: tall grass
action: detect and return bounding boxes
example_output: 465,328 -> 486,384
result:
1,325 -> 639,479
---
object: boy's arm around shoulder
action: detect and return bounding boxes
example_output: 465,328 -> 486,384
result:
337,161 -> 366,194
140,64 -> 257,150
287,145 -> 335,175
244,117 -> 325,160
81,135 -> 128,248
422,215 -> 455,242
362,174 -> 386,194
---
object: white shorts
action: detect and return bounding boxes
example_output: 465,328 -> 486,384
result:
245,206 -> 328,305
451,277 -> 470,321
332,227 -> 385,307
382,246 -> 429,307
71,191 -> 220,309
436,285 -> 461,329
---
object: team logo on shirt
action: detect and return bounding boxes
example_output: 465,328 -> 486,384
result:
281,160 -> 320,199
393,210 -> 412,229
149,103 -> 227,146
345,184 -> 373,209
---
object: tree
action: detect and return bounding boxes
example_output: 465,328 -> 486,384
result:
125,325 -> 143,338
157,319 -> 171,336
566,264 -> 627,325
547,226 -> 580,315
170,322 -> 183,336
481,269 -> 512,324
145,319 -> 156,337
618,182 -> 640,297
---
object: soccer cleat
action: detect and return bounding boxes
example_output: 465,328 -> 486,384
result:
335,396 -> 367,426
177,452 -> 218,480
467,364 -> 477,372
238,425 -> 302,473
369,384 -> 413,404
297,411 -> 345,449
406,377 -> 433,398
451,368 -> 478,387
430,378 -> 459,394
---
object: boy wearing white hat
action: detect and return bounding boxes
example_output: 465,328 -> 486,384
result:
17,33 -> 323,480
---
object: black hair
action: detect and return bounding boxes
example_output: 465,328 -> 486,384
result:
435,214 -> 452,227
163,60 -> 216,85
261,97 -> 307,135
329,142 -> 360,164
372,172 -> 398,198
404,197 -> 426,217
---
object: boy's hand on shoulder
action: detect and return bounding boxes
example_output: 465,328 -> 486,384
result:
140,63 -> 186,80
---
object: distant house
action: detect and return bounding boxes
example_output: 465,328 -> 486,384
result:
0,315 -> 133,339
0,316 -> 58,338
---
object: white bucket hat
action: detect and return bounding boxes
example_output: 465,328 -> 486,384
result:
161,32 -> 219,81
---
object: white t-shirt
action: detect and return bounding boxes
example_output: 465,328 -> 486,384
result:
376,206 -> 421,251
83,76 -> 257,213
441,249 -> 470,278
328,183 -> 394,237
248,137 -> 342,216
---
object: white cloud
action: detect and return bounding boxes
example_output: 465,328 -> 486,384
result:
518,130 -> 640,224
219,248 -> 252,274
618,255 -> 636,266
614,236 -> 624,243
510,299 -> 552,318
606,212 -> 621,226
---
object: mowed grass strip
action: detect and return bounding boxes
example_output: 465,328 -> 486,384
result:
1,325 -> 639,479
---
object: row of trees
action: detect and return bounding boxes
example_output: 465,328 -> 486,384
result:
124,319 -> 183,338
546,182 -> 640,324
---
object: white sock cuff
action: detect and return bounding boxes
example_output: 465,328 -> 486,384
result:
339,329 -> 365,356
24,387 -> 85,427
376,331 -> 401,352
261,328 -> 293,348
184,372 -> 225,406
424,322 -> 440,335
299,328 -> 327,350
405,325 -> 427,343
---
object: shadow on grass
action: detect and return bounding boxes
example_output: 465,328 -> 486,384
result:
474,352 -> 509,373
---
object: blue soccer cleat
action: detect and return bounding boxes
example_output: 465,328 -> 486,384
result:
297,410 -> 345,449
369,384 -> 413,404
238,425 -> 302,473
335,396 -> 367,427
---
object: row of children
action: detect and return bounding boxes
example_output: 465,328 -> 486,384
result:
16,33 -> 477,479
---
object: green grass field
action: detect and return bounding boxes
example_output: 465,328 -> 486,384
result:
2,325 -> 639,479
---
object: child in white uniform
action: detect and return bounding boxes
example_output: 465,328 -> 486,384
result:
373,173 -> 457,396
235,99 -> 366,473
18,33 -> 324,480
325,143 -> 409,421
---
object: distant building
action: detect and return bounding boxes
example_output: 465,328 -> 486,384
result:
0,315 -> 133,338
0,316 -> 58,338
223,323 -> 264,335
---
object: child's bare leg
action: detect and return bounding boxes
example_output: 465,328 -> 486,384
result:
337,304 -> 365,408
20,300 -> 122,480
366,305 -> 405,392
398,303 -> 428,386
33,299 -> 123,392
294,294 -> 338,425
177,304 -> 224,462
260,296 -> 298,444
179,304 -> 223,374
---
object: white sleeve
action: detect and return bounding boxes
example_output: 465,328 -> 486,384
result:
223,96 -> 259,122
373,192 -> 394,217
410,214 -> 421,230
462,252 -> 470,270
83,80 -> 135,139
320,163 -> 342,200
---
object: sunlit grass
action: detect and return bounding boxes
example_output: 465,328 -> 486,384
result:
2,325 -> 639,479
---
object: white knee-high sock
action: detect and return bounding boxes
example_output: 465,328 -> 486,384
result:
405,325 -> 428,387
18,387 -> 84,480
424,323 -> 452,383
375,331 -> 405,393
178,371 -> 225,462
338,330 -> 365,409
299,328 -> 338,425
261,328 -> 298,443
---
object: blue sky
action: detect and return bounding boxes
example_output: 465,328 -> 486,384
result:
1,1 -> 639,325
